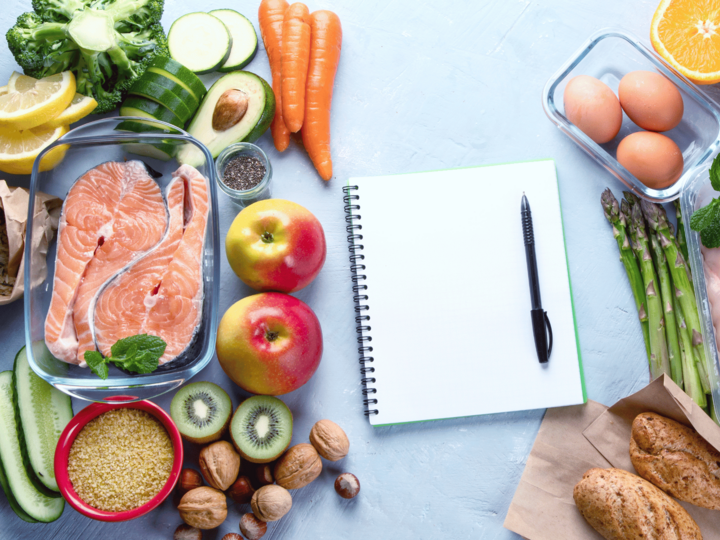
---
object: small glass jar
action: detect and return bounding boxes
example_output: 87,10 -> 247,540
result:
215,143 -> 272,207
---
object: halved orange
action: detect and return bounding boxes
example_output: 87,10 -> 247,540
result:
650,0 -> 720,84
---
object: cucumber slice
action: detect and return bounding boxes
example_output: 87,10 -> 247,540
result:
0,371 -> 64,522
124,142 -> 179,161
14,346 -> 72,493
210,9 -> 258,72
137,72 -> 199,112
120,97 -> 185,128
0,457 -> 38,523
148,56 -> 207,103
116,119 -> 179,136
129,80 -> 193,123
168,13 -> 232,74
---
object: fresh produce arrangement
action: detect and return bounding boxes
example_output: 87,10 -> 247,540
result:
602,189 -> 713,413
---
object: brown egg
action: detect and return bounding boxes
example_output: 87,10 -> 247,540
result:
618,71 -> 683,132
563,75 -> 622,144
616,132 -> 683,189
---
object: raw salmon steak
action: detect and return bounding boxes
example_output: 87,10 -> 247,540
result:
45,161 -> 167,365
93,164 -> 209,364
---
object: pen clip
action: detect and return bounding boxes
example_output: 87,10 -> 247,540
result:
544,311 -> 553,357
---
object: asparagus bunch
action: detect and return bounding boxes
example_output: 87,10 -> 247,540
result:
601,189 -> 710,410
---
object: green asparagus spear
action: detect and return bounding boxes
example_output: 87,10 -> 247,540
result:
640,200 -> 712,393
601,189 -> 651,362
629,202 -> 671,378
674,291 -> 705,407
674,200 -> 690,262
649,229 -> 683,385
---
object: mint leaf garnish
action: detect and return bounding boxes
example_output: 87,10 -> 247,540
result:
710,153 -> 720,191
85,351 -> 109,380
690,155 -> 720,249
87,334 -> 166,379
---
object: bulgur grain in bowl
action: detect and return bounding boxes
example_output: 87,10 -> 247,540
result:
54,399 -> 184,521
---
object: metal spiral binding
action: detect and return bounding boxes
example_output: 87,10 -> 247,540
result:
343,185 -> 378,417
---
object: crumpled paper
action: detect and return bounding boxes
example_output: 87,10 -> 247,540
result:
0,180 -> 62,305
504,375 -> 720,540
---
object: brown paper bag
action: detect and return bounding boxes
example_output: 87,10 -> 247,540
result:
0,180 -> 62,305
504,375 -> 720,540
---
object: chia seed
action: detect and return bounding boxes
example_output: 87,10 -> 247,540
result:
222,156 -> 266,191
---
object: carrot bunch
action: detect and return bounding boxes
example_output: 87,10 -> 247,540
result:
258,0 -> 342,181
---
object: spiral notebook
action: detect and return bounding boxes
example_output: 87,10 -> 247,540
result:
345,159 -> 586,426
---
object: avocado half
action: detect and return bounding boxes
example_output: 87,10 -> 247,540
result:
178,71 -> 275,167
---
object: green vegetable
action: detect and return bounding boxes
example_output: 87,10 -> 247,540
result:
690,154 -> 720,248
84,334 -> 167,380
674,200 -> 689,262
6,0 -> 169,114
675,294 -> 706,408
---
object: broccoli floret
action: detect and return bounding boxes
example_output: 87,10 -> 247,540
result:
6,0 -> 167,114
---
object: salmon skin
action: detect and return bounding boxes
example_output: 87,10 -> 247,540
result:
46,161 -> 210,368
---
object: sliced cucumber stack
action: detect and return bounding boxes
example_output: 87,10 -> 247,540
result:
169,13 -> 232,74
120,97 -> 185,128
178,71 -> 275,167
136,72 -> 200,111
0,371 -> 64,522
210,9 -> 258,72
14,346 -> 73,494
147,56 -> 207,103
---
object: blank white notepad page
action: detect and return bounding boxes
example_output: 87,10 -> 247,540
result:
351,160 -> 585,426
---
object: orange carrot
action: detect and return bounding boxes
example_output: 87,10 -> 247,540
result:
302,11 -> 342,181
281,3 -> 311,133
258,0 -> 290,152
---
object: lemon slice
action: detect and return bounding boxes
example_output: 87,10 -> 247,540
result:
0,72 -> 75,131
0,125 -> 69,175
43,94 -> 98,129
0,86 -> 7,98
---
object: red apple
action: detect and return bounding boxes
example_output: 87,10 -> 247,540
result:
225,199 -> 326,293
216,292 -> 323,395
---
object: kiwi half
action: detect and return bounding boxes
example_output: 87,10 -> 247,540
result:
170,381 -> 232,443
231,396 -> 293,463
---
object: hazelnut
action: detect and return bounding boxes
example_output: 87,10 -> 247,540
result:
273,444 -> 322,490
335,473 -> 360,499
240,513 -> 267,540
199,441 -> 241,491
178,469 -> 204,497
212,89 -> 249,131
251,484 -> 292,522
174,524 -> 202,540
256,464 -> 274,487
178,487 -> 228,530
309,419 -> 349,461
227,475 -> 255,504
221,535 -> 243,540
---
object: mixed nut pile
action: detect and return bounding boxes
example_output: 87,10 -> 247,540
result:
173,419 -> 358,540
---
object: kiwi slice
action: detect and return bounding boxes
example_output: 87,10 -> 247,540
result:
170,382 -> 232,443
231,396 -> 293,463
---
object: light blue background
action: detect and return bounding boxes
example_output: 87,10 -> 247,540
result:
1,1 -> 716,538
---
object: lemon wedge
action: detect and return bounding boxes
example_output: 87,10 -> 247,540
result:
0,124 -> 69,175
0,72 -> 75,131
0,86 -> 7,98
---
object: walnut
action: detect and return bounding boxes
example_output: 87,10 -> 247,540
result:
178,487 -> 228,529
199,441 -> 241,491
309,419 -> 350,461
273,443 -> 322,489
251,485 -> 292,522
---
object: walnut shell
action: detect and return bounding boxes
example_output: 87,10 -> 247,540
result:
273,443 -> 322,489
251,484 -> 292,522
178,487 -> 228,530
309,419 -> 350,461
199,441 -> 241,491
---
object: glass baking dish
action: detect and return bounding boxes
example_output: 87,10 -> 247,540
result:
543,29 -> 720,203
23,117 -> 220,403
680,164 -> 720,420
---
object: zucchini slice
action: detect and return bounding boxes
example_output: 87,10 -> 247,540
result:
147,56 -> 207,103
0,457 -> 38,523
210,9 -> 258,72
0,371 -> 64,522
120,97 -> 185,128
168,13 -> 232,74
13,346 -> 72,494
129,80 -> 193,123
138,72 -> 199,112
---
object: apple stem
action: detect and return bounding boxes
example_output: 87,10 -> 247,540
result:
261,231 -> 274,243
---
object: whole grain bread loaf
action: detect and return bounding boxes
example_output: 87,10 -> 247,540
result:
573,468 -> 702,540
630,411 -> 720,511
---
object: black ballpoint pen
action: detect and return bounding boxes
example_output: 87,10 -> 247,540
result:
521,193 -> 553,363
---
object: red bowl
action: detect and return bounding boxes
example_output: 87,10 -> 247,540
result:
54,398 -> 184,521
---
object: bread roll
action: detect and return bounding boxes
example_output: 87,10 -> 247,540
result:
630,411 -> 720,510
573,468 -> 702,540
